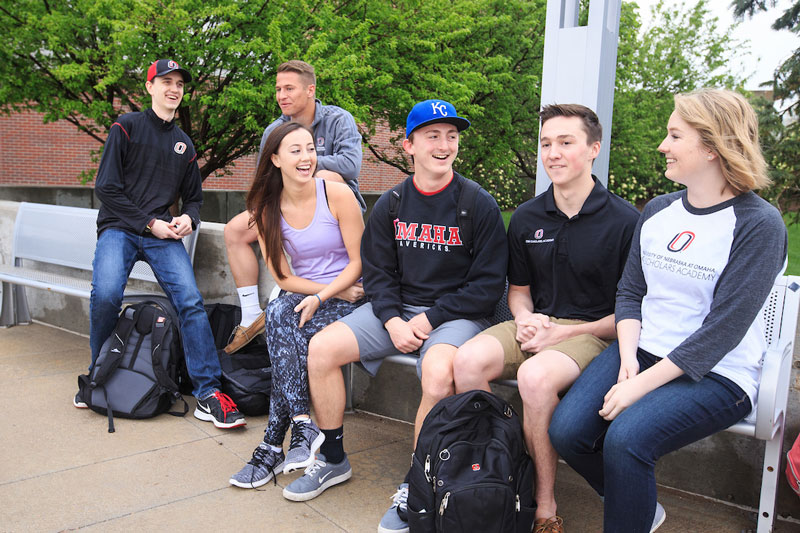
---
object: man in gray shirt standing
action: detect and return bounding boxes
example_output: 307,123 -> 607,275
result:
223,60 -> 365,354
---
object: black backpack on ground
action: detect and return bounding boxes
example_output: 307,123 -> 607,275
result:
78,297 -> 188,433
204,303 -> 272,416
407,390 -> 535,533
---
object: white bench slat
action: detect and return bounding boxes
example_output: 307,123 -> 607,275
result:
0,202 -> 201,327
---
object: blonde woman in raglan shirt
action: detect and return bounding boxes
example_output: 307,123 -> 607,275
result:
548,89 -> 788,533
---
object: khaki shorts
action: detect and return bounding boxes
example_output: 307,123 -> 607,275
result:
484,318 -> 612,380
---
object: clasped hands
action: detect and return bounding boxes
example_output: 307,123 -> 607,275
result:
385,313 -> 432,353
514,312 -> 567,353
150,214 -> 193,239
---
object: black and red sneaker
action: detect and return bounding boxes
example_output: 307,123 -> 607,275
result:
73,392 -> 88,409
194,391 -> 246,429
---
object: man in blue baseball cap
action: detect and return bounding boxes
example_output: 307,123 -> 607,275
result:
280,99 -> 507,529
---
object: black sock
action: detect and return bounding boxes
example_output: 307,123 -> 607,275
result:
320,426 -> 344,464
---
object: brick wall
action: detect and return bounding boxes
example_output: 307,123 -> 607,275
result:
0,111 -> 407,194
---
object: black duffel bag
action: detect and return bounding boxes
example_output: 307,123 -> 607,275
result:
204,303 -> 272,416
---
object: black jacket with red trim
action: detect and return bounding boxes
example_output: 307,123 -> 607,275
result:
95,108 -> 203,235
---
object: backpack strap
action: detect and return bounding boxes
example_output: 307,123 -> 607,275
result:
388,182 -> 403,220
90,308 -> 137,387
456,177 -> 481,255
147,307 -> 189,417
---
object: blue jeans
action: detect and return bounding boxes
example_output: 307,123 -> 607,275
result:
548,342 -> 751,533
90,228 -> 221,399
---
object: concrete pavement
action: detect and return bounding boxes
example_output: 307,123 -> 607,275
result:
2,322 -> 799,532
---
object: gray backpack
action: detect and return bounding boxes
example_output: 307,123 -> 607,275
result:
78,299 -> 188,432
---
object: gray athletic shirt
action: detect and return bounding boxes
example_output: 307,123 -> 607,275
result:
615,190 -> 787,405
259,99 -> 366,212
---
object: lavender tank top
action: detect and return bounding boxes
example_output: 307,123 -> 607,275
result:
280,178 -> 349,284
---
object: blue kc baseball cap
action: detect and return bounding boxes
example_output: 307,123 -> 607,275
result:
406,99 -> 470,138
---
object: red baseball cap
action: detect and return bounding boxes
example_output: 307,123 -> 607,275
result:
146,59 -> 192,83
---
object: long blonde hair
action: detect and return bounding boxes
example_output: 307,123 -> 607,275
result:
674,89 -> 770,193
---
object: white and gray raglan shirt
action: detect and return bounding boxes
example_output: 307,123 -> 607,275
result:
615,190 -> 787,406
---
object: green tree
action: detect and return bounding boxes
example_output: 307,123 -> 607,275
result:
752,96 -> 800,221
608,0 -> 744,205
730,0 -> 800,216
0,0 -> 290,180
0,0 -> 543,206
343,0 -> 545,209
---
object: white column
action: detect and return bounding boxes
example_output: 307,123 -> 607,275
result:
536,0 -> 622,195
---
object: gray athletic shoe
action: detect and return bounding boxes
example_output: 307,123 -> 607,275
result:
283,419 -> 325,474
650,502 -> 666,532
282,453 -> 352,502
229,443 -> 285,489
378,483 -> 409,533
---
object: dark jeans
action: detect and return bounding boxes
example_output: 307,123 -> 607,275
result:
549,342 -> 751,533
90,228 -> 221,399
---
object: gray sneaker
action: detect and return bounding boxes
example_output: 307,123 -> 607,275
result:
378,483 -> 409,533
283,419 -> 325,473
650,502 -> 666,532
229,443 -> 285,489
282,453 -> 352,502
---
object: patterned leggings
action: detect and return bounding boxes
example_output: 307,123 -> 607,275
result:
263,292 -> 362,446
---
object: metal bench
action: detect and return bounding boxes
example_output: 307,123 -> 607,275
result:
343,276 -> 799,533
0,202 -> 200,327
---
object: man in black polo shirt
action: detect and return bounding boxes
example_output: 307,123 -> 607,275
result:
453,104 -> 639,533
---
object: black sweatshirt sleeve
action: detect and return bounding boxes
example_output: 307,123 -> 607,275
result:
94,121 -> 151,233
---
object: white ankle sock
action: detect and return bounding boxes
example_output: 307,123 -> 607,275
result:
237,285 -> 262,326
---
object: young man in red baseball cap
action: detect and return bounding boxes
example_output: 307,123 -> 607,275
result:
74,59 -> 246,430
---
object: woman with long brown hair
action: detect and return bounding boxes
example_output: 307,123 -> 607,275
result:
229,121 -> 365,489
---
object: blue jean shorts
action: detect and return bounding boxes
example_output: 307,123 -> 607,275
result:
339,302 -> 490,378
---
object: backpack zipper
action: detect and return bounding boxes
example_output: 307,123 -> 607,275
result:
439,492 -> 450,515
424,454 -> 432,483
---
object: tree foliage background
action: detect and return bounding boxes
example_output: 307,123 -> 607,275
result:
608,0 -> 744,205
0,0 -> 541,207
0,0 -> 794,212
730,0 -> 800,219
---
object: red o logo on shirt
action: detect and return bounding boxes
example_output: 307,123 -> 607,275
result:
174,142 -> 187,155
667,231 -> 695,252
534,229 -> 544,239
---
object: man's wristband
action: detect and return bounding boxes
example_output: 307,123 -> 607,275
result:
145,218 -> 157,233
314,294 -> 323,305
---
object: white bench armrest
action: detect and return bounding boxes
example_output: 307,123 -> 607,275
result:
754,338 -> 793,440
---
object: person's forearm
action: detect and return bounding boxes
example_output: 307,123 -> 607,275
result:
617,318 -> 642,363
